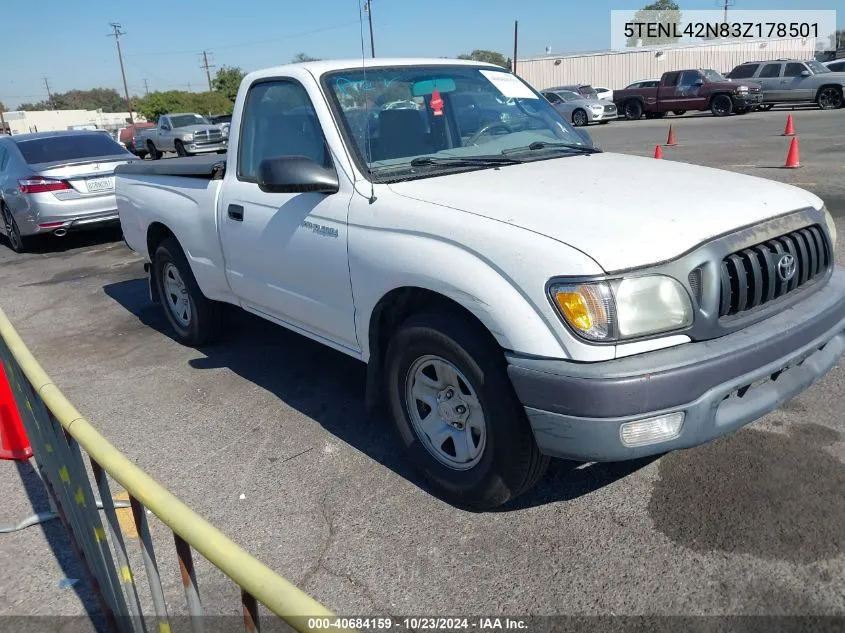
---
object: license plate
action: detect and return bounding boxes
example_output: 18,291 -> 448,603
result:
87,176 -> 114,193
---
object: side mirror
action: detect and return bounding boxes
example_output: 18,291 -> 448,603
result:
694,78 -> 705,86
800,70 -> 811,77
257,155 -> 339,194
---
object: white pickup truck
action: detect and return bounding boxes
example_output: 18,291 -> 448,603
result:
116,58 -> 845,509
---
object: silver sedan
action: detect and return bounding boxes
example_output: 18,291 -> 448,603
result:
541,89 -> 618,126
0,131 -> 137,253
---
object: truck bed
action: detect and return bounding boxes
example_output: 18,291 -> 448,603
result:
115,154 -> 226,179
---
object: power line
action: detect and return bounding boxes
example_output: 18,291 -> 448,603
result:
125,19 -> 360,57
200,51 -> 216,91
108,22 -> 134,123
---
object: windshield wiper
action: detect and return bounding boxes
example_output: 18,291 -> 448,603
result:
502,141 -> 602,155
409,155 -> 523,167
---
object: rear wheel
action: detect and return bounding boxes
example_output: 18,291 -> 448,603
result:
572,109 -> 588,127
623,100 -> 643,120
146,140 -> 162,160
174,140 -> 188,157
153,237 -> 222,346
385,309 -> 549,510
672,110 -> 686,116
710,94 -> 733,117
817,86 -> 843,110
2,204 -> 29,253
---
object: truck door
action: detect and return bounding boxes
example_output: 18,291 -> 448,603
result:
782,62 -> 815,101
673,70 -> 708,110
756,62 -> 786,100
656,72 -> 680,111
217,78 -> 359,354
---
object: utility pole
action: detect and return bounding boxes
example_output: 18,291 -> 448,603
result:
108,22 -> 134,124
364,1 -> 375,57
43,78 -> 54,109
143,78 -> 150,95
513,21 -> 519,75
200,50 -> 215,91
717,0 -> 735,25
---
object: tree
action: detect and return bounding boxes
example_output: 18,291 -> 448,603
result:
134,90 -> 233,122
212,66 -> 246,103
625,0 -> 682,47
0,102 -> 5,112
18,88 -> 127,112
457,49 -> 509,67
292,53 -> 321,63
829,30 -> 844,51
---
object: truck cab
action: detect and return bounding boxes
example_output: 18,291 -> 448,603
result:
614,68 -> 762,119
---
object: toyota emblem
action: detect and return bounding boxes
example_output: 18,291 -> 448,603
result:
777,254 -> 796,282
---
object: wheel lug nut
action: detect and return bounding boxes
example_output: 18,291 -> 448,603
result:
456,405 -> 467,414
445,389 -> 454,399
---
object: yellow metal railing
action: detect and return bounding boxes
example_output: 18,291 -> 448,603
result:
0,306 -> 339,633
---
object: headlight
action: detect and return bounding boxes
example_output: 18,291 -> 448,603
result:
822,205 -> 837,248
181,133 -> 194,142
735,85 -> 749,93
590,104 -> 604,110
551,275 -> 693,342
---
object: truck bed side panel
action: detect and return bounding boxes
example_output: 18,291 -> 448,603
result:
116,174 -> 235,304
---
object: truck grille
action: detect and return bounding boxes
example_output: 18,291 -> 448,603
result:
194,129 -> 223,144
718,225 -> 830,317
749,86 -> 761,94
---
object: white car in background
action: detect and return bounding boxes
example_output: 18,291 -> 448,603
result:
594,87 -> 614,101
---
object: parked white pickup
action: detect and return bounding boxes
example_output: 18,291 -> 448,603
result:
116,57 -> 845,509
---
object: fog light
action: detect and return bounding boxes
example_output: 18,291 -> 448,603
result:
620,412 -> 684,447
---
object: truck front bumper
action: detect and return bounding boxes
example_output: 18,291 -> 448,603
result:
733,92 -> 763,108
507,265 -> 845,462
185,140 -> 227,154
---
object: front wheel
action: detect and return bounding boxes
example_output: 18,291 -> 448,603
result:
174,140 -> 188,157
385,309 -> 549,510
710,94 -> 733,117
817,86 -> 843,110
672,110 -> 686,116
153,237 -> 222,346
572,109 -> 588,127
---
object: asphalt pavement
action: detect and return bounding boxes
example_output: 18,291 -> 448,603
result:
1,106 -> 844,628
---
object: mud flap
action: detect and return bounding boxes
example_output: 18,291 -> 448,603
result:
144,263 -> 160,304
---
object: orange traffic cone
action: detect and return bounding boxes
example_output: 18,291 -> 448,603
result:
654,145 -> 663,159
665,125 -> 678,146
782,114 -> 795,136
784,136 -> 800,169
0,363 -> 32,460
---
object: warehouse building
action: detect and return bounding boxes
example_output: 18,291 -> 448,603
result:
1,109 -> 144,135
516,36 -> 818,92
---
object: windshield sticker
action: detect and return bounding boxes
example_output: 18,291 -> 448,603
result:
479,70 -> 538,99
430,89 -> 444,116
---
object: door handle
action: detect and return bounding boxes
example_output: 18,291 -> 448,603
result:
228,204 -> 244,221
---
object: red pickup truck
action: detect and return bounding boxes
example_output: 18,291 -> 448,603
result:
613,68 -> 763,120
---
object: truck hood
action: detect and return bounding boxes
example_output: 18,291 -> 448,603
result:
177,124 -> 222,134
387,152 -> 823,272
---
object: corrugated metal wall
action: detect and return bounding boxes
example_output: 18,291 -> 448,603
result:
517,38 -> 818,91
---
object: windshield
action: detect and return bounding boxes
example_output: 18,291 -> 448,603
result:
558,91 -> 583,102
807,60 -> 831,74
323,65 -> 590,182
170,114 -> 210,128
15,133 -> 131,165
701,69 -> 727,81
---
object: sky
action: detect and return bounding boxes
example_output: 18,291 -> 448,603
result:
2,0 -> 842,109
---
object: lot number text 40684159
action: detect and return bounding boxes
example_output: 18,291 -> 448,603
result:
306,617 -> 529,631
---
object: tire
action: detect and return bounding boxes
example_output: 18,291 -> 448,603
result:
645,112 -> 666,119
757,103 -> 774,112
599,120 -> 610,124
710,94 -> 733,117
572,109 -> 588,127
623,99 -> 643,120
384,309 -> 549,510
816,86 -> 843,110
174,140 -> 188,157
2,203 -> 30,253
672,110 -> 686,116
146,140 -> 162,160
137,151 -> 148,160
153,237 -> 222,346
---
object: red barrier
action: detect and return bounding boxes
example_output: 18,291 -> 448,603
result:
0,362 -> 32,460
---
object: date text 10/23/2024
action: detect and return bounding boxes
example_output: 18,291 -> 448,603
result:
306,617 -> 529,631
